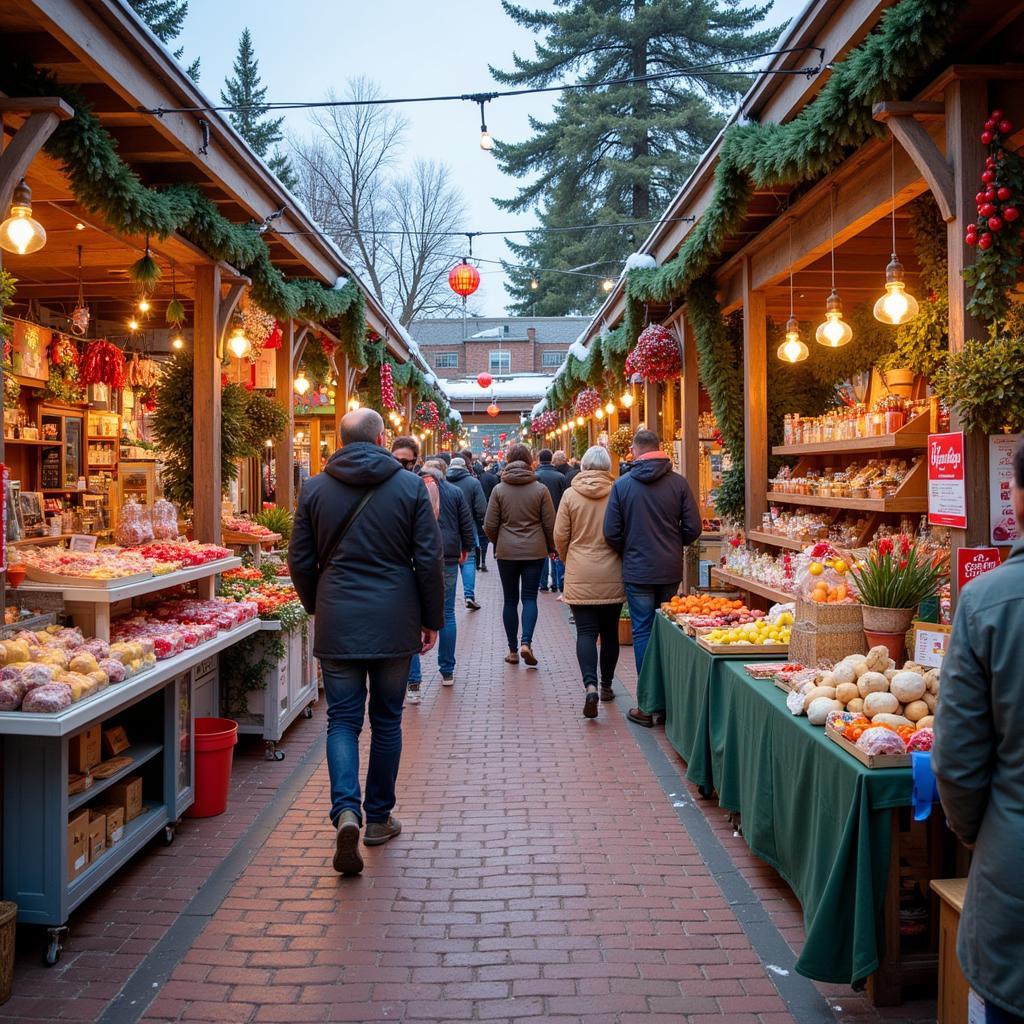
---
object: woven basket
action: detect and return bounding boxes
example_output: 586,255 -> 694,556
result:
789,600 -> 865,667
0,900 -> 16,1004
861,605 -> 916,634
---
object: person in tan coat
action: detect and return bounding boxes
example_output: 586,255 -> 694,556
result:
554,446 -> 625,718
483,443 -> 556,667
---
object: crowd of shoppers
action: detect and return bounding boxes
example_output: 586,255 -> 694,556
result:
290,414 -> 700,874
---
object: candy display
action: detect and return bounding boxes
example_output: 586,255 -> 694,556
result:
222,515 -> 277,539
770,457 -> 919,500
18,547 -> 153,581
150,499 -> 179,540
132,541 -> 233,568
115,499 -> 154,546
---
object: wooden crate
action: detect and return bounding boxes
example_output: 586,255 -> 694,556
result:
695,636 -> 789,657
826,725 -> 911,768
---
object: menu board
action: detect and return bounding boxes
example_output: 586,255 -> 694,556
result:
927,432 -> 967,529
989,434 -> 1022,545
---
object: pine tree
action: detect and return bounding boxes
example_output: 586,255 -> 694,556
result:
220,29 -> 296,189
493,0 -> 781,315
127,0 -> 200,80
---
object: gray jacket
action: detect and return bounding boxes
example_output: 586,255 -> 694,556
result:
933,540 -> 1024,1014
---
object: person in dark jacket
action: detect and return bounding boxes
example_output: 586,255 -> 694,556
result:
554,450 -> 579,482
933,439 -> 1024,1022
290,410 -> 443,875
603,429 -> 701,725
478,461 -> 501,570
406,459 -> 475,702
535,449 -> 568,592
448,457 -> 487,607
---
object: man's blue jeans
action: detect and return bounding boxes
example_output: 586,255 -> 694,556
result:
458,534 -> 477,601
409,562 -> 458,682
542,555 -> 565,590
625,582 -> 680,674
320,656 -> 410,826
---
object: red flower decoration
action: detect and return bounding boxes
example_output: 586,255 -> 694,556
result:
877,537 -> 894,557
624,324 -> 681,382
574,388 -> 601,417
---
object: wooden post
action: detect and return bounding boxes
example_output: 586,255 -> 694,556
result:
309,418 -> 322,476
274,320 -> 295,511
643,380 -> 659,434
946,78 -> 991,594
193,264 -> 222,543
337,352 -> 350,414
680,316 -> 700,489
629,383 -> 640,432
743,257 -> 768,536
609,410 -> 620,474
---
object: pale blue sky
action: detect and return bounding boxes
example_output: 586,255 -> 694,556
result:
179,0 -> 806,315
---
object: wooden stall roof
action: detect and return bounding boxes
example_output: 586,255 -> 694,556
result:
0,0 -> 421,369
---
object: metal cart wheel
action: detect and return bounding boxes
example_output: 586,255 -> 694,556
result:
264,742 -> 285,761
43,926 -> 68,966
303,706 -> 314,719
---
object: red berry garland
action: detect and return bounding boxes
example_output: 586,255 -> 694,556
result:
964,109 -> 1024,322
380,361 -> 397,410
574,387 -> 601,417
414,400 -> 440,429
624,324 -> 681,382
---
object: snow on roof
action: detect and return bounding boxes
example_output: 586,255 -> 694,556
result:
568,340 -> 590,362
449,408 -> 463,422
531,399 -> 548,417
438,375 -> 555,401
624,252 -> 657,271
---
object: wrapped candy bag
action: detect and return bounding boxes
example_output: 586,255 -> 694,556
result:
856,727 -> 907,756
115,499 -> 154,546
150,499 -> 179,540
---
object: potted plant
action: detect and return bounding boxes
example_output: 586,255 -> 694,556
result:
618,605 -> 633,646
849,535 -> 947,660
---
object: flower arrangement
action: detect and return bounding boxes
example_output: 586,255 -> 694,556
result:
849,535 -> 947,610
43,333 -> 84,403
574,388 -> 601,417
531,410 -> 558,435
608,425 -> 634,458
624,324 -> 680,382
414,400 -> 440,429
240,303 -> 277,361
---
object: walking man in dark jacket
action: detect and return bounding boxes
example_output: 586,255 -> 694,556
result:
479,461 -> 500,570
535,449 -> 568,591
448,457 -> 487,608
933,438 -> 1024,1022
603,429 -> 701,725
406,460 -> 475,702
289,409 -> 444,875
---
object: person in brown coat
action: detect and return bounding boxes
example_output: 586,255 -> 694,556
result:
554,446 -> 625,718
483,443 -> 556,666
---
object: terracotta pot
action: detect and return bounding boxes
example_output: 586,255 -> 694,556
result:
5,565 -> 26,588
882,368 -> 915,398
618,619 -> 633,646
863,629 -> 907,664
861,605 -> 916,634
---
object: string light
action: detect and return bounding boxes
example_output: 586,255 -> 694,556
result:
128,317 -> 140,331
873,138 -> 919,325
294,370 -> 311,396
478,99 -> 493,151
601,278 -> 614,292
604,401 -> 616,415
171,335 -> 185,350
137,296 -> 151,314
226,321 -> 251,359
620,390 -> 634,409
778,222 -> 808,363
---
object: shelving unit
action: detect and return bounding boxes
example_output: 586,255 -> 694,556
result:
765,490 -> 927,513
711,568 -> 794,606
744,530 -> 812,552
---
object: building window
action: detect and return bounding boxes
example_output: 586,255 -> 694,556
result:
434,352 -> 459,369
489,350 -> 511,374
541,350 -> 565,368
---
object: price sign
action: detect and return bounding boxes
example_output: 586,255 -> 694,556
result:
911,621 -> 952,669
956,546 -> 1001,590
988,434 -> 1022,545
68,534 -> 97,552
927,432 -> 967,529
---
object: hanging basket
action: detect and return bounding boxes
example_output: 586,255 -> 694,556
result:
624,324 -> 681,382
574,388 -> 601,417
531,410 -> 557,435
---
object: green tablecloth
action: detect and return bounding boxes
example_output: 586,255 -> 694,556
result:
638,616 -> 915,987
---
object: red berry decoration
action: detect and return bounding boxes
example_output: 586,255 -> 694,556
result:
985,119 -> 995,131
989,216 -> 1004,231
1004,206 -> 1020,222
978,233 -> 993,250
998,187 -> 1012,201
976,191 -> 987,204
965,233 -> 977,246
998,119 -> 1013,135
980,203 -> 996,217
991,109 -> 1004,120
981,131 -> 994,145
982,169 -> 995,182
985,188 -> 996,200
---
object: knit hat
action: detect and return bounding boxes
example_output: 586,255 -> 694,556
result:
450,457 -> 467,469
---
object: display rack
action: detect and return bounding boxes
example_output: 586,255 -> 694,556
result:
711,568 -> 793,606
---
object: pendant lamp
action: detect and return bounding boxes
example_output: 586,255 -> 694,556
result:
778,224 -> 808,363
815,187 -> 853,348
873,139 -> 920,325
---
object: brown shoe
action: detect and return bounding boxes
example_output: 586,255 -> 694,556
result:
600,685 -> 615,702
333,810 -> 363,875
505,651 -> 520,665
363,815 -> 402,846
627,707 -> 665,728
520,644 -> 538,666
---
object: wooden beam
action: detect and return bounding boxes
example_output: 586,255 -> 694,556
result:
274,320 -> 295,512
874,103 -> 955,222
0,99 -> 74,211
743,259 -> 768,536
680,315 -> 700,490
192,263 -> 222,543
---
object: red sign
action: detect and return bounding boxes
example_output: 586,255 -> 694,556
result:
956,547 -> 1002,590
927,432 -> 968,529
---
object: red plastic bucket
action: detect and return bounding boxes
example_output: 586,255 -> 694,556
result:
186,717 -> 238,818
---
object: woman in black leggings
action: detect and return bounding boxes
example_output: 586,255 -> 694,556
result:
552,445 -> 625,717
483,444 -> 556,666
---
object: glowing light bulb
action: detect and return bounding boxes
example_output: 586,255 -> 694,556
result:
480,129 -> 494,151
814,290 -> 853,348
293,370 -> 311,396
137,297 -> 151,314
604,401 -> 616,415
171,335 -> 185,350
873,256 -> 919,325
128,318 -> 140,332
601,278 -> 614,292
0,181 -> 46,255
594,408 -> 604,421
777,316 -> 808,363
530,277 -> 539,290
227,324 -> 251,359
620,390 -> 634,409
575,416 -> 584,427
347,397 -> 361,411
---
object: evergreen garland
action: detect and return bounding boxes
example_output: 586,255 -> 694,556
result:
0,271 -> 18,408
0,61 -> 369,368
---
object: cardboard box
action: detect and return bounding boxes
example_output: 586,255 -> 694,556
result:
107,775 -> 143,822
70,725 -> 102,772
87,812 -> 106,862
102,725 -> 130,758
67,809 -> 90,881
91,804 -> 125,845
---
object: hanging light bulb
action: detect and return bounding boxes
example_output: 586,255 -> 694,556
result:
294,370 -> 311,396
0,180 -> 47,255
128,317 -> 140,332
601,278 -> 614,292
478,100 -> 494,151
778,223 -> 808,363
575,415 -> 585,427
874,138 -> 920,326
620,389 -> 634,409
815,187 -> 853,347
595,407 -> 605,421
137,296 -> 151,314
530,277 -> 539,290
604,400 -> 616,416
171,335 -> 185,351
347,397 -> 361,411
265,438 -> 274,449
227,320 -> 251,359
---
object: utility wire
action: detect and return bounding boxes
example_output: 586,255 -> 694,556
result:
143,47 -> 825,116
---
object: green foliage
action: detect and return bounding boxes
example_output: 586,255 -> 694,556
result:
849,538 -> 945,608
128,252 -> 161,290
1,270 -> 18,409
165,297 -> 185,327
127,0 -> 199,80
241,390 -> 289,457
253,505 -> 293,541
493,0 -> 782,316
220,632 -> 286,716
0,61 -> 368,365
298,342 -> 331,386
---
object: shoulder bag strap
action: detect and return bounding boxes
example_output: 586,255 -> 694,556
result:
318,485 -> 378,573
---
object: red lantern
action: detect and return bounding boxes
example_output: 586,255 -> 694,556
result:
476,371 -> 493,389
486,403 -> 500,417
449,262 -> 481,298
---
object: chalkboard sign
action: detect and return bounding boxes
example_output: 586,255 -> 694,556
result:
41,447 -> 62,490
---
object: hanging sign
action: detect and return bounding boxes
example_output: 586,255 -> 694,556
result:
11,320 -> 50,382
927,432 -> 967,529
988,433 -> 1022,545
956,546 -> 1002,590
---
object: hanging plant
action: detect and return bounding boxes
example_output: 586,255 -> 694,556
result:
574,387 -> 601,417
414,400 -> 440,429
240,303 -> 276,360
299,341 -> 331,386
1,270 -> 19,409
42,333 -> 84,403
165,297 -> 185,327
128,243 -> 162,291
80,339 -> 126,388
240,391 -> 289,457
624,324 -> 681,382
608,425 -> 634,458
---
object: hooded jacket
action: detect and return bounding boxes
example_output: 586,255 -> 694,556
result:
603,454 -> 701,585
289,442 -> 444,659
483,461 -> 556,561
553,470 -> 625,605
933,539 -> 1024,1014
423,467 -> 475,563
480,467 -> 501,501
535,460 -> 568,512
446,465 -> 487,537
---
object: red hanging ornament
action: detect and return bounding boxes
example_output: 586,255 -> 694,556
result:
79,339 -> 126,388
448,262 -> 481,298
414,400 -> 440,429
486,403 -> 500,418
380,361 -> 397,410
531,410 -> 557,435
624,325 -> 681,383
574,388 -> 601,417
476,371 -> 493,389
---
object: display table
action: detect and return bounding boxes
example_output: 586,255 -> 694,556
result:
637,615 -> 954,1001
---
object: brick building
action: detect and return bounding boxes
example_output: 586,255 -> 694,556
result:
409,316 -> 589,380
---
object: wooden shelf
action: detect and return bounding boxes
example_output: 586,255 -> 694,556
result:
2,438 -> 58,446
711,568 -> 794,606
772,407 -> 933,457
745,530 -> 814,551
766,491 -> 927,513
68,741 -> 162,812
